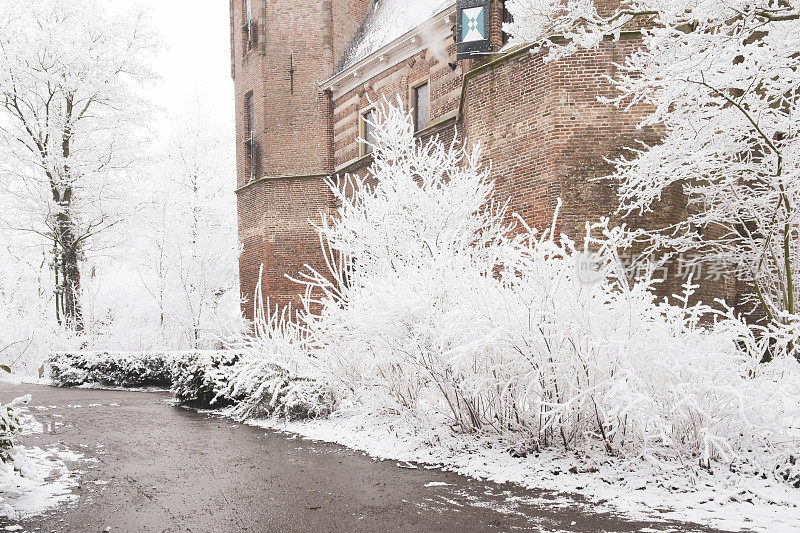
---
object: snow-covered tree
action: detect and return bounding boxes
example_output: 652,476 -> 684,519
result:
137,104 -> 243,349
505,0 -> 800,335
0,0 -> 157,330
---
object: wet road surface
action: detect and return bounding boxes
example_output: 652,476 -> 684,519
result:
0,383 -> 714,532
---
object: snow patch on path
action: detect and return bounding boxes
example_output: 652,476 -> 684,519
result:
246,413 -> 800,532
0,445 -> 77,520
0,402 -> 84,522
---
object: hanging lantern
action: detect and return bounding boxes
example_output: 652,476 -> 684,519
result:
456,0 -> 491,59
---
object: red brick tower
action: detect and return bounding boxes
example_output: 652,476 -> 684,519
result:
230,0 -> 372,318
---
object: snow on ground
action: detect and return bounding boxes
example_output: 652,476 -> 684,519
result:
245,412 -> 800,532
0,399 -> 79,521
0,374 -> 50,388
0,446 -> 76,520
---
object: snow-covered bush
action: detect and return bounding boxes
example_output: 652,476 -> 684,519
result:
0,394 -> 77,520
774,452 -> 800,489
169,351 -> 240,406
0,395 -> 28,463
219,359 -> 333,421
47,351 -> 173,388
295,102 -> 800,472
218,274 -> 334,420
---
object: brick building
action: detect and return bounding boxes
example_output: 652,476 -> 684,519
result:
230,0 -> 732,318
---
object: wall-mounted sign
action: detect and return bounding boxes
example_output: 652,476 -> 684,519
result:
456,0 -> 491,59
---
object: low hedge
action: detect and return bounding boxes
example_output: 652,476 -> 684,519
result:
219,359 -> 333,421
45,351 -> 332,421
48,351 -> 173,388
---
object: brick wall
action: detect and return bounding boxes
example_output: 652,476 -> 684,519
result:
237,176 -> 336,317
460,39 -> 727,303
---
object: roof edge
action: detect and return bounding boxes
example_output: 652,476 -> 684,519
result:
319,4 -> 456,96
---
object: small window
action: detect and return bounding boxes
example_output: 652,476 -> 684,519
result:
245,92 -> 255,180
360,108 -> 377,156
413,82 -> 430,132
243,0 -> 255,53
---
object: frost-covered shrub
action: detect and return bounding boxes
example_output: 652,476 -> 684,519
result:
295,102 -> 800,473
505,0 -> 800,340
774,453 -> 800,488
169,351 -> 240,406
219,279 -> 333,420
219,360 -> 333,421
0,395 -> 28,463
47,351 -> 172,388
480,235 -> 799,466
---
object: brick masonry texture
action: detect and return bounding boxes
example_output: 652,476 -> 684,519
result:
232,0 -> 731,319
231,0 -> 371,315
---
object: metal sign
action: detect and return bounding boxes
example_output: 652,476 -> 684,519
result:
456,0 -> 491,59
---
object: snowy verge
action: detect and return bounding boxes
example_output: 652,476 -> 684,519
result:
0,401 -> 77,521
0,445 -> 77,520
0,374 -> 51,388
245,411 -> 800,532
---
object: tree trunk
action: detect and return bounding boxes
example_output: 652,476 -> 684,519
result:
55,212 -> 83,332
53,238 -> 62,327
52,94 -> 83,332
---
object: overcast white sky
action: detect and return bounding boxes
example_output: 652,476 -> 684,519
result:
137,0 -> 234,138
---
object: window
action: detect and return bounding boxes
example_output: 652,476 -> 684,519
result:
413,82 -> 430,132
243,0 -> 256,53
245,92 -> 255,180
360,108 -> 377,156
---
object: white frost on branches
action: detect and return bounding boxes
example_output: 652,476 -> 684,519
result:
505,0 -> 800,332
0,5 -> 241,365
133,105 -> 243,350
291,103 -> 800,470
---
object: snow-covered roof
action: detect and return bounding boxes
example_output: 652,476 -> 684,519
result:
336,0 -> 455,73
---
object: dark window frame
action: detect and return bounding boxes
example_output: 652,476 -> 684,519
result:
243,0 -> 255,54
360,107 -> 377,156
245,91 -> 255,181
412,81 -> 430,133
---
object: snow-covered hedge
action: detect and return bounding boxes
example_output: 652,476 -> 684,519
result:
218,359 -> 333,420
219,291 -> 335,420
48,351 -> 173,388
169,351 -> 240,406
45,347 -> 332,420
46,350 -> 241,404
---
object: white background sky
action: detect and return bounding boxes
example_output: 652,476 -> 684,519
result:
136,0 -> 234,139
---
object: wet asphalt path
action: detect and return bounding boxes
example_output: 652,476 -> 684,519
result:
0,383 -> 714,533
